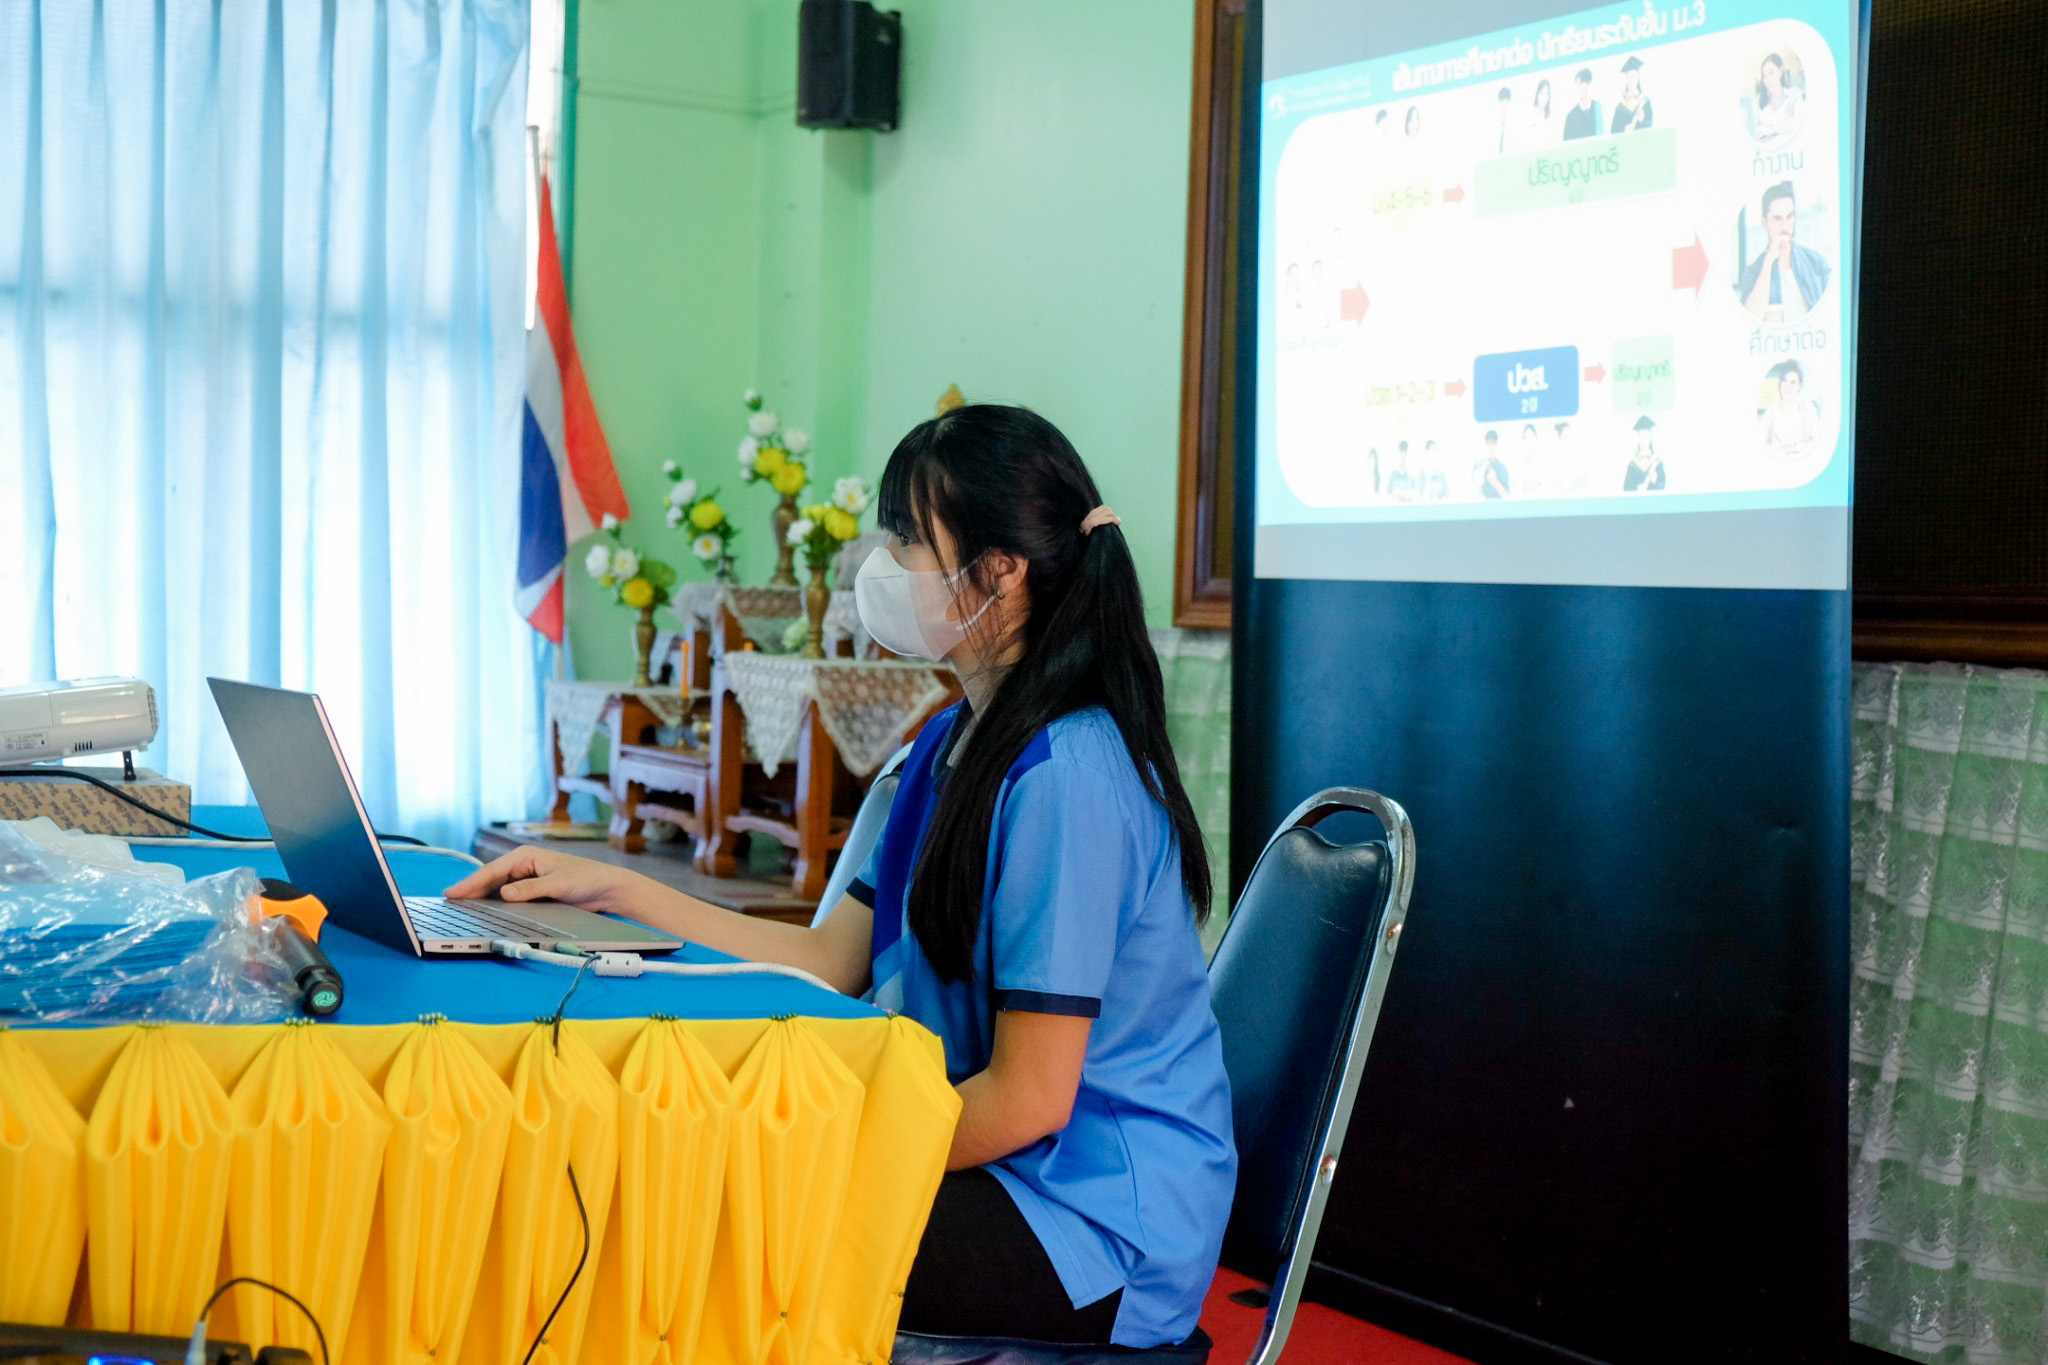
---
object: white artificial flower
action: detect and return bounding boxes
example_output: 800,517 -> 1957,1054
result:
738,435 -> 759,462
784,427 -> 811,456
743,387 -> 761,408
600,512 -> 620,532
611,546 -> 640,580
786,517 -> 815,547
667,478 -> 698,508
747,411 -> 778,439
693,533 -> 722,561
666,506 -> 684,528
583,544 -> 612,578
831,476 -> 871,515
661,459 -> 678,475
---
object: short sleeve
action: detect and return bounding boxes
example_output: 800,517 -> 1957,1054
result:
846,840 -> 880,910
987,760 -> 1137,1018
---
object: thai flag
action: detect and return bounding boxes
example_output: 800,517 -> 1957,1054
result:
518,174 -> 629,643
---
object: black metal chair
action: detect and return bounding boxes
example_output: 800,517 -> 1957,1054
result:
889,787 -> 1416,1365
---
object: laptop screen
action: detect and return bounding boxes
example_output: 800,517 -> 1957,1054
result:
208,679 -> 421,954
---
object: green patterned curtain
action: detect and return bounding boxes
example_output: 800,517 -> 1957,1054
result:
1152,627 -> 1233,951
1850,662 -> 2048,1363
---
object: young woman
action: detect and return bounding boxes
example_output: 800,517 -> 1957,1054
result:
1528,78 -> 1556,145
1758,359 -> 1819,459
448,405 -> 1237,1349
1751,53 -> 1804,145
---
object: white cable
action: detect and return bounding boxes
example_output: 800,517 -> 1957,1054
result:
641,957 -> 840,993
123,836 -> 485,866
488,939 -> 840,994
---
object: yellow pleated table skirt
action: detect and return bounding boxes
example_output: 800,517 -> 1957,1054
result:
0,1013 -> 959,1365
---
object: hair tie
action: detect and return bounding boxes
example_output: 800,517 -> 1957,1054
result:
1080,505 -> 1122,535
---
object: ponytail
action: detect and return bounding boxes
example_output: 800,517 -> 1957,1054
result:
878,405 -> 1212,982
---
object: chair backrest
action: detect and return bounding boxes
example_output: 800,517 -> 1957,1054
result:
1208,788 -> 1414,1365
812,742 -> 913,926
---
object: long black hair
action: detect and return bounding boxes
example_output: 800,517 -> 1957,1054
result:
877,404 -> 1212,982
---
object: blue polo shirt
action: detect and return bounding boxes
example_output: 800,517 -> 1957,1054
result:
846,703 -> 1237,1348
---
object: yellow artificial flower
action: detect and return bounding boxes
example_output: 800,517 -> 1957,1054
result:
690,498 -> 725,530
802,502 -> 831,521
753,445 -> 788,477
599,575 -> 615,589
620,576 -> 655,608
824,507 -> 859,541
771,463 -> 809,496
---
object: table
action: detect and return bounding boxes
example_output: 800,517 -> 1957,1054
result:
713,655 -> 958,900
542,679 -> 701,828
674,581 -> 864,654
0,814 -> 958,1365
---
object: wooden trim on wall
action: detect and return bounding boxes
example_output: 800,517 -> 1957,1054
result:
1854,593 -> 2048,669
1173,0 -> 1242,630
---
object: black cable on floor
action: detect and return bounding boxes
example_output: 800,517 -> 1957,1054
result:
520,1163 -> 591,1365
197,1275 -> 329,1365
522,949 -> 595,1364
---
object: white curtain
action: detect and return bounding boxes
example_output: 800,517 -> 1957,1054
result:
0,0 -> 540,849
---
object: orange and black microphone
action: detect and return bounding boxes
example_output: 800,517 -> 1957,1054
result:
256,878 -> 344,1017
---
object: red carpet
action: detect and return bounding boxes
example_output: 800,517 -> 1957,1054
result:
1199,1268 -> 1474,1365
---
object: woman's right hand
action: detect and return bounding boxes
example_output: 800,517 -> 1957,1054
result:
444,847 -> 657,918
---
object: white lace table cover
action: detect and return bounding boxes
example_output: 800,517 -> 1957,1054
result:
673,582 -> 805,647
722,654 -> 953,778
675,581 -> 866,652
545,681 -> 696,768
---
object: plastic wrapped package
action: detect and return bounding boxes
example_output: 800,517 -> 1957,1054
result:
0,821 -> 298,1023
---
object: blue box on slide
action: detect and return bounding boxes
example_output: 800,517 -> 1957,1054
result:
1472,347 -> 1580,422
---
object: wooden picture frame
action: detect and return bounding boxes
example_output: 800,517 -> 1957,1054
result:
1173,0 -> 1246,630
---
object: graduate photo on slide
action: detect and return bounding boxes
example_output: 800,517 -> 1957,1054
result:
1622,415 -> 1667,492
1611,55 -> 1654,133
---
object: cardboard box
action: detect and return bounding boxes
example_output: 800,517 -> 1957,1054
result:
0,768 -> 191,837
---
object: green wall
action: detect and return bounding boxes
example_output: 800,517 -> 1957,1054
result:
565,0 -> 1196,676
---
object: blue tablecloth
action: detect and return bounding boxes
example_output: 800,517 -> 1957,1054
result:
119,805 -> 875,1025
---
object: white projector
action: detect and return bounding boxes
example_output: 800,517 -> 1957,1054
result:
0,678 -> 160,766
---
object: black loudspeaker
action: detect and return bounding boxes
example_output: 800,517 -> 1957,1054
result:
797,0 -> 902,131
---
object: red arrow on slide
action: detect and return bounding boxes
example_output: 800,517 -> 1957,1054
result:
1584,363 -> 1606,383
1671,234 -> 1709,296
1444,378 -> 1467,397
1442,185 -> 1466,204
1340,284 -> 1370,323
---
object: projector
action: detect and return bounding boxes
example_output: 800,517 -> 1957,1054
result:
0,677 -> 160,766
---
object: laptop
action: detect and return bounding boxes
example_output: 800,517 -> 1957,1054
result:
209,679 -> 682,956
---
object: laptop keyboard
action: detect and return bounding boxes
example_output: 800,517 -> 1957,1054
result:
404,897 -> 546,941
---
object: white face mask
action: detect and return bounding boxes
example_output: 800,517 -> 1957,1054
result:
853,544 -> 994,662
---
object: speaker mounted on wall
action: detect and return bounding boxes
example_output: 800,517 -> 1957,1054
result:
798,0 -> 902,132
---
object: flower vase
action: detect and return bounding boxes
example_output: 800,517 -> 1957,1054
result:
771,494 -> 800,587
633,604 -> 658,687
803,563 -> 830,659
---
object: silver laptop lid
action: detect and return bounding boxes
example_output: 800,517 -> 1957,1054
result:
208,679 -> 423,955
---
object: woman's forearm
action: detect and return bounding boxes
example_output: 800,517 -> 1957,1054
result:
622,882 -> 872,995
948,1068 -> 1048,1170
944,1012 -> 1094,1169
